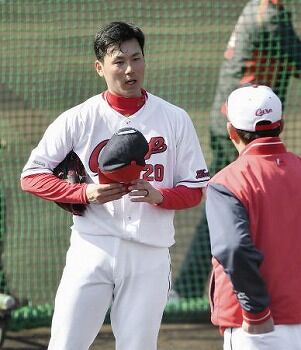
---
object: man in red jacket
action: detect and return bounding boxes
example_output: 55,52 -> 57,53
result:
206,85 -> 301,349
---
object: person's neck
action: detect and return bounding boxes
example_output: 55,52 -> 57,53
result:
230,137 -> 246,154
105,90 -> 147,117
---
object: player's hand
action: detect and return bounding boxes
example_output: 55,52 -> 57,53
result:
128,179 -> 163,205
242,317 -> 274,334
86,183 -> 128,204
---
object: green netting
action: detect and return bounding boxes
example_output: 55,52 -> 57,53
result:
1,0 -> 301,329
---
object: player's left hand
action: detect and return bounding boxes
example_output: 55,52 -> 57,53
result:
128,179 -> 163,205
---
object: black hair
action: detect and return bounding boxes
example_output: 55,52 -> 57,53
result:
235,121 -> 282,144
94,21 -> 145,61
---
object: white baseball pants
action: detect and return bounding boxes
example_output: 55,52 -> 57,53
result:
48,230 -> 171,350
224,324 -> 301,350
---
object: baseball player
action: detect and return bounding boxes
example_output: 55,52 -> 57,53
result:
173,0 -> 301,300
206,85 -> 301,350
20,21 -> 209,350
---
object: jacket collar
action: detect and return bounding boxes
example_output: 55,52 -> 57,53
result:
240,137 -> 286,156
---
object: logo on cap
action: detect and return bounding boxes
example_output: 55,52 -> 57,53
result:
255,108 -> 273,117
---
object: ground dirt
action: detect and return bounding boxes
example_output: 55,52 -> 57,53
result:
1,323 -> 223,350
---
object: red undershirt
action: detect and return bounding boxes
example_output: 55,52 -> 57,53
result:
21,90 -> 202,209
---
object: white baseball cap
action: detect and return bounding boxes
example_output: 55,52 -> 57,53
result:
227,85 -> 282,132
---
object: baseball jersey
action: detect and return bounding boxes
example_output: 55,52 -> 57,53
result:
21,92 -> 209,247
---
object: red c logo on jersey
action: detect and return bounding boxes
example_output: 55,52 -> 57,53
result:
89,139 -> 109,173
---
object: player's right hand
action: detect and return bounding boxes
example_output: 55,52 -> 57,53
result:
242,317 -> 274,334
86,183 -> 128,204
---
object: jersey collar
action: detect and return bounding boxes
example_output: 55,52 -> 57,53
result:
102,89 -> 148,117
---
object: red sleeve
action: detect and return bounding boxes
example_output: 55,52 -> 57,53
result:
20,173 -> 88,204
157,185 -> 203,210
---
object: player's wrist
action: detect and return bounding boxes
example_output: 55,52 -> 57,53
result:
155,192 -> 164,205
153,188 -> 164,206
242,307 -> 271,325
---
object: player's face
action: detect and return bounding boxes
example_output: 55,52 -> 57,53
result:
95,39 -> 145,98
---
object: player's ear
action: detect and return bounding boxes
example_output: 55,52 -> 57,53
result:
95,60 -> 104,77
227,122 -> 239,143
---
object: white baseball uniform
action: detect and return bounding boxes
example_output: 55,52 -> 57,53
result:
21,92 -> 209,350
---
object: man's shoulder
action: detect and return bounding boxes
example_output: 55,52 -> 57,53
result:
208,158 -> 252,202
210,157 -> 248,185
60,94 -> 103,118
147,92 -> 187,114
73,94 -> 103,110
210,166 -> 230,185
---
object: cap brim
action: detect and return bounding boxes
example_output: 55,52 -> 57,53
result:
98,162 -> 145,184
255,120 -> 282,131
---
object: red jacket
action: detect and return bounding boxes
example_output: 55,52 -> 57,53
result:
206,137 -> 301,330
